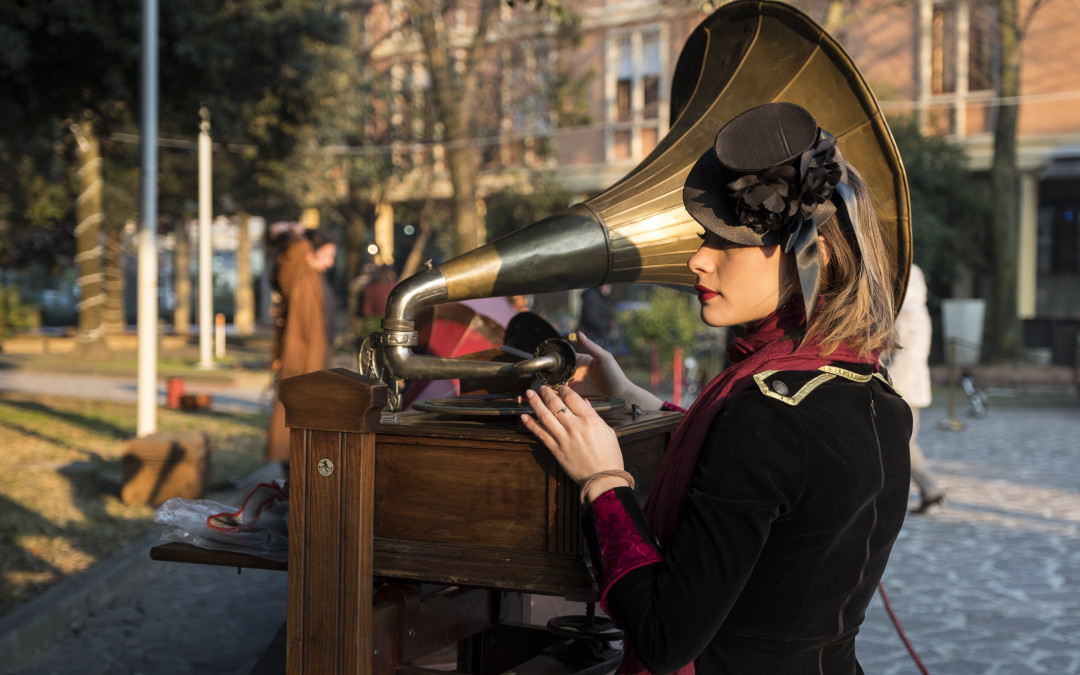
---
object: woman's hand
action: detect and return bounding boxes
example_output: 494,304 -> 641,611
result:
571,331 -> 664,411
569,331 -> 631,397
521,385 -> 627,501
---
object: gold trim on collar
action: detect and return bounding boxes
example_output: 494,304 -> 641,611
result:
753,366 -> 894,406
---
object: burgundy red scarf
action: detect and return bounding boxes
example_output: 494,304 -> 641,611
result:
618,300 -> 879,675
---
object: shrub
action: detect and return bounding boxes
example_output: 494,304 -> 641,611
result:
0,283 -> 35,340
618,286 -> 700,368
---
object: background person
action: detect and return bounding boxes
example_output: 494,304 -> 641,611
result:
304,228 -> 338,351
522,103 -> 911,674
265,226 -> 333,466
578,284 -> 614,349
887,263 -> 946,513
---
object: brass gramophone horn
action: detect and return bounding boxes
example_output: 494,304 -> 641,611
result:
370,0 -> 911,393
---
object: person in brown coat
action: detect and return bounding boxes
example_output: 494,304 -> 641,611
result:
265,228 -> 334,464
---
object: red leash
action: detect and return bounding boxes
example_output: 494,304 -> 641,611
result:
877,582 -> 931,674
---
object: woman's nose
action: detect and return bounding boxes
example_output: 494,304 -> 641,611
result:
687,246 -> 709,275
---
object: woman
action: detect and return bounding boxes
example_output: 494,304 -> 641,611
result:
887,263 -> 946,512
521,103 -> 911,674
265,226 -> 334,465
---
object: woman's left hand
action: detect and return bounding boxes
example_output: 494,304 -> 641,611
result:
520,385 -> 623,485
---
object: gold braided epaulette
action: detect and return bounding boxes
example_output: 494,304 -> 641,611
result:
752,366 -> 896,406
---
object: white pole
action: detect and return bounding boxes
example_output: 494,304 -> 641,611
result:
197,107 -> 214,369
136,0 -> 159,437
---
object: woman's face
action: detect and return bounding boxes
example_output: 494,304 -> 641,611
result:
687,230 -> 794,327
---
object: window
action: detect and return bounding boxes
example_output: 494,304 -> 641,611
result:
616,35 -> 634,122
1036,176 -> 1080,318
931,4 -> 957,94
617,79 -> 633,122
643,74 -> 660,121
641,31 -> 661,122
608,27 -> 665,162
967,2 -> 995,92
931,0 -> 996,95
1048,204 -> 1079,275
494,39 -> 554,168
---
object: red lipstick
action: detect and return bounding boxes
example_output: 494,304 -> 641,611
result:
695,284 -> 718,302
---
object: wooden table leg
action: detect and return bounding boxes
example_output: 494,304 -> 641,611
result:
287,425 -> 377,673
281,369 -> 385,674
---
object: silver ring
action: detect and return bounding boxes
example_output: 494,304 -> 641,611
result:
555,407 -> 569,416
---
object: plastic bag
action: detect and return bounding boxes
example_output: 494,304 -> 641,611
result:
154,480 -> 289,562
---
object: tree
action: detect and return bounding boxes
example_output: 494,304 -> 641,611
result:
1,0 -> 354,344
986,0 -> 1049,360
412,0 -> 503,255
619,286 -> 701,373
0,0 -> 141,353
890,117 -> 993,356
380,1 -> 583,256
69,116 -> 108,352
325,1 -> 586,343
795,0 -> 1051,361
157,1 -> 355,332
0,135 -> 75,275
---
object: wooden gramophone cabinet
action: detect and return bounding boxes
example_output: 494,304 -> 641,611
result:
278,368 -> 680,673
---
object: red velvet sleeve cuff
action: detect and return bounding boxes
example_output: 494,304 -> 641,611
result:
586,487 -> 664,617
662,400 -> 687,413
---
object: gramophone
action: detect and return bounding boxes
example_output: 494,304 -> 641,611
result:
358,0 -> 912,412
279,3 -> 913,672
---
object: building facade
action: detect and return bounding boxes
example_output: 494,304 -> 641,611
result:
840,0 -> 1080,362
361,0 -> 1080,361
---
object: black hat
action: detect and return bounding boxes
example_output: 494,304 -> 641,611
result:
683,102 -> 859,318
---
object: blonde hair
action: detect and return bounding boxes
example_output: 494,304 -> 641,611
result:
803,166 -> 898,356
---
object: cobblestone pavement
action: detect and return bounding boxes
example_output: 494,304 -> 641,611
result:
2,397 -> 1077,674
857,401 -> 1080,674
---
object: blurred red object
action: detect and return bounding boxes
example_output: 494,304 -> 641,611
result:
166,377 -> 185,409
400,302 -> 506,410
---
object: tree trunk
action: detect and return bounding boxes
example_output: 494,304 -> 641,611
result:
344,206 -> 369,287
234,211 -> 255,335
414,0 -> 501,256
400,200 -> 435,280
988,0 -> 1023,360
71,114 -> 109,357
343,207 -> 370,341
174,220 -> 191,335
102,231 -> 126,336
447,146 -> 483,254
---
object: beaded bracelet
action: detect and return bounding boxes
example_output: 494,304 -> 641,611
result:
579,469 -> 635,505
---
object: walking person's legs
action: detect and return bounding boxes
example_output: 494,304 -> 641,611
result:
909,408 -> 946,512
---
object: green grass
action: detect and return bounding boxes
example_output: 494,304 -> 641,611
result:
0,392 -> 269,618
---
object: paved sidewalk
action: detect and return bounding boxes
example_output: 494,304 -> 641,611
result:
0,464 -> 288,675
2,397 -> 1077,674
0,370 -> 274,416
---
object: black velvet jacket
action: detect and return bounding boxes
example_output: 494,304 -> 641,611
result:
585,364 -> 912,674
